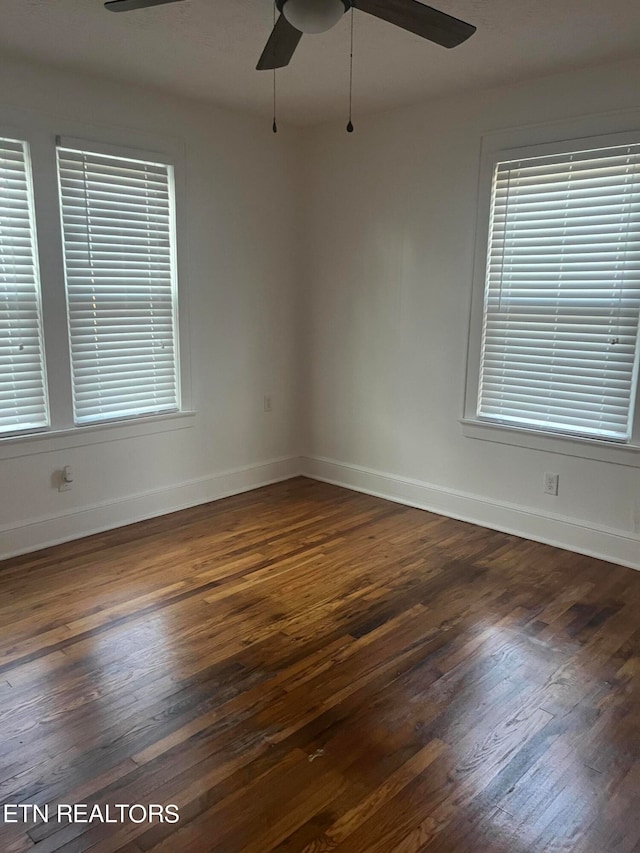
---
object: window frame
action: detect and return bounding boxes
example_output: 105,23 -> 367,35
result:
463,122 -> 640,467
0,115 -> 193,456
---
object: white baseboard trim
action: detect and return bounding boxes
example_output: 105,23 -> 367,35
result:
301,455 -> 640,571
5,453 -> 637,571
1,456 -> 303,561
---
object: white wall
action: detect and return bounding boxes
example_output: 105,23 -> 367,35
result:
0,57 -> 303,558
2,53 -> 639,569
301,58 -> 640,569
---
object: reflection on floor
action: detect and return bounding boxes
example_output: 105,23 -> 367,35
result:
0,477 -> 639,852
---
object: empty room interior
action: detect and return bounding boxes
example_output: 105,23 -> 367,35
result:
1,0 -> 640,850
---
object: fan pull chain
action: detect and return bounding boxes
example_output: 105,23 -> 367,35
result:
272,0 -> 278,133
273,69 -> 278,133
347,5 -> 354,132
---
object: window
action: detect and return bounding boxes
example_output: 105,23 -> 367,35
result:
0,137 -> 49,435
474,139 -> 640,444
57,146 -> 180,425
0,131 -> 185,447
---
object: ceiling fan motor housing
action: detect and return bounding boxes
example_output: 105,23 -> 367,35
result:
278,0 -> 351,34
276,0 -> 351,9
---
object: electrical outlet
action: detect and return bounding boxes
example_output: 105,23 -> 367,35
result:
264,395 -> 273,413
544,472 -> 559,496
58,465 -> 74,492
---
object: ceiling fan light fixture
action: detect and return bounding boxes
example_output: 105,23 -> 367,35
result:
280,0 -> 349,34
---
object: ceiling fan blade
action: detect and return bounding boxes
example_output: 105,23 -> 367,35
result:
257,14 -> 303,70
352,0 -> 475,47
105,0 -> 186,12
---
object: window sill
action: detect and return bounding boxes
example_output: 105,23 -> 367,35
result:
460,418 -> 640,468
0,410 -> 197,460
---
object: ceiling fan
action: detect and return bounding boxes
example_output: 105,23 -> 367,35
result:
104,0 -> 476,70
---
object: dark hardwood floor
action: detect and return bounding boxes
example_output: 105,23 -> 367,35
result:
0,476 -> 639,852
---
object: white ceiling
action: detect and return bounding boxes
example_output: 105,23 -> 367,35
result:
3,0 -> 640,125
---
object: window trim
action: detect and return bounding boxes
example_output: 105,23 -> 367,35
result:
460,417 -> 640,468
0,112 -> 192,447
0,409 -> 196,461
463,120 -> 640,464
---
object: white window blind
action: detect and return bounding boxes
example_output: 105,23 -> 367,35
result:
57,146 -> 179,425
478,143 -> 640,441
0,138 -> 48,435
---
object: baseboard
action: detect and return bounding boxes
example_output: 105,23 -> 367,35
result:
5,453 -> 637,570
0,456 -> 303,560
301,455 -> 640,571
